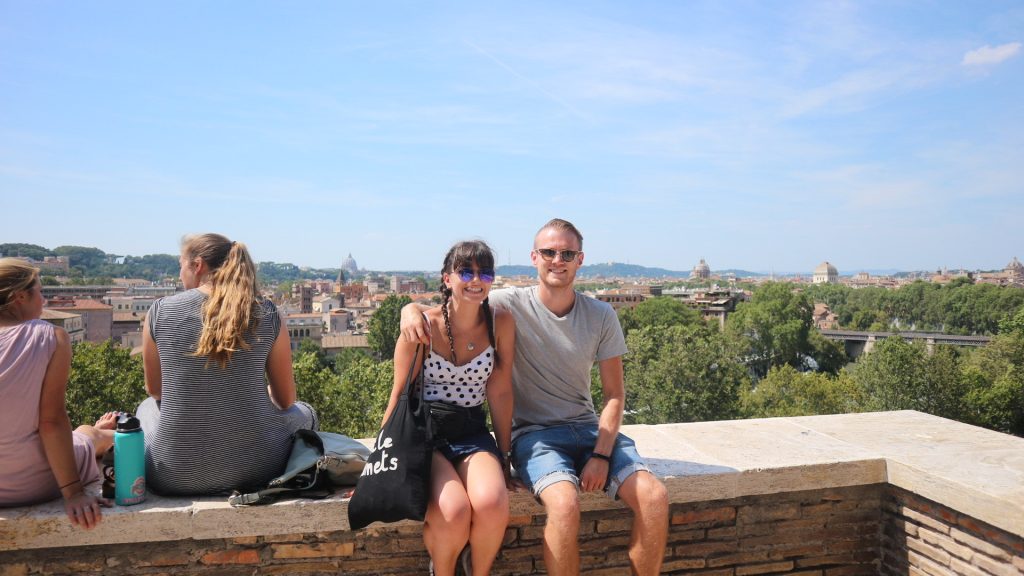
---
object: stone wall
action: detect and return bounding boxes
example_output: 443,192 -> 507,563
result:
3,412 -> 1023,575
0,485 -> 885,576
881,486 -> 1024,576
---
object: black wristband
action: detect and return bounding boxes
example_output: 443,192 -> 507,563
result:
590,452 -> 611,462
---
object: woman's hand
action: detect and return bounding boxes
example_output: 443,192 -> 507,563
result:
63,491 -> 110,530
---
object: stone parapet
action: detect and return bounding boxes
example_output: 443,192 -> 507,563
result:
1,411 -> 1022,575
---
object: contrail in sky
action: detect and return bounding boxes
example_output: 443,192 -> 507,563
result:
463,39 -> 593,124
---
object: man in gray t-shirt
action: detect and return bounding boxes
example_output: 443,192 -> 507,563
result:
403,219 -> 668,576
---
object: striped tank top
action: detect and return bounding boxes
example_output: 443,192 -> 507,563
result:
145,290 -> 306,495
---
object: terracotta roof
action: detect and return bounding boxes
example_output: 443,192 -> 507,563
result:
47,299 -> 113,311
41,309 -> 80,320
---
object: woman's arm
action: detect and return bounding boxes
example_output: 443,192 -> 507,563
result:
38,327 -> 107,529
266,321 -> 297,410
141,312 -> 162,400
486,308 -> 515,483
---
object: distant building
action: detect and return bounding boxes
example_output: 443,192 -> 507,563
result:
336,283 -> 368,303
40,309 -> 85,343
45,298 -> 112,343
595,292 -> 647,310
691,259 -> 711,280
325,309 -> 352,333
813,303 -> 839,330
342,253 -> 358,276
976,257 -> 1024,287
292,284 -> 314,314
112,311 -> 146,348
662,288 -> 743,329
813,262 -> 839,284
321,333 -> 370,356
1008,257 -> 1024,285
285,313 -> 324,350
390,276 -> 427,294
312,295 -> 341,314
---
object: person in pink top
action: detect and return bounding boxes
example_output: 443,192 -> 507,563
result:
0,257 -> 115,529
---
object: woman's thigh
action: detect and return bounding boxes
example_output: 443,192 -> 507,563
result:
427,450 -> 470,523
457,451 -> 508,512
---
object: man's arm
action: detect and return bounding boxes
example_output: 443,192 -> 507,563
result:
399,302 -> 432,345
579,355 -> 625,492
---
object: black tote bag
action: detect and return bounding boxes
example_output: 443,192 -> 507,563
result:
347,345 -> 433,529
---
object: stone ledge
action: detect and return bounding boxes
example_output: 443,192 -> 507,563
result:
2,410 -> 1020,552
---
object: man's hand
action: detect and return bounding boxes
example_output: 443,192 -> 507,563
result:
399,303 -> 431,345
579,457 -> 609,493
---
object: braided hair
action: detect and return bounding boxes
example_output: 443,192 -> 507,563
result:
439,240 -> 497,366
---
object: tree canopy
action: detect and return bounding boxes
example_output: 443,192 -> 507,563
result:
367,294 -> 413,360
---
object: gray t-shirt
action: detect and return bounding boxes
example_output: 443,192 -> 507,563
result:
489,286 -> 627,440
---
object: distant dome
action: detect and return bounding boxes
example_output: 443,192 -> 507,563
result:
813,261 -> 838,284
342,253 -> 358,274
1007,257 -> 1024,274
814,261 -> 837,275
690,258 -> 711,280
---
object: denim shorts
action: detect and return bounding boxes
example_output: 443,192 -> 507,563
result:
511,422 -> 650,500
437,429 -> 501,463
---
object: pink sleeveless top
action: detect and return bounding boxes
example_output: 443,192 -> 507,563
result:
0,320 -> 99,506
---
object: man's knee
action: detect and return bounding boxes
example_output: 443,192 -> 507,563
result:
620,471 -> 669,516
539,481 -> 581,522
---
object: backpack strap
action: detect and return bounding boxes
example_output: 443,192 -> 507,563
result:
228,486 -> 334,507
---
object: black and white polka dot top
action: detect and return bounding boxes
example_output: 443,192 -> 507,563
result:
421,346 -> 494,408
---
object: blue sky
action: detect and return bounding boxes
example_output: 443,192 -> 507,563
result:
2,1 -> 1021,274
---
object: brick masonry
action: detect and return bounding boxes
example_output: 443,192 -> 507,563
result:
1,484 -> 1020,575
881,486 -> 1024,576
0,485 -> 881,576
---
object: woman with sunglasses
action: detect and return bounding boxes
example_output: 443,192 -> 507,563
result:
383,240 -> 514,576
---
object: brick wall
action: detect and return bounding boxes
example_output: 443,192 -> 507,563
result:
0,486 -> 886,576
881,486 -> 1024,576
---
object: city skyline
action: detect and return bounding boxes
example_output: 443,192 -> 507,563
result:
2,2 -> 1022,272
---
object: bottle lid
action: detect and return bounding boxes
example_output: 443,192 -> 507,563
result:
116,413 -> 142,432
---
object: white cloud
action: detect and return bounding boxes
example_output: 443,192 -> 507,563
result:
962,42 -> 1021,66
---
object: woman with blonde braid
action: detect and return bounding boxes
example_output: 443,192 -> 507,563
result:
382,240 -> 515,576
138,234 -> 317,495
0,258 -> 115,528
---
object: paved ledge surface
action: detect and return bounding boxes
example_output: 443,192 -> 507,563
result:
2,410 -> 1021,551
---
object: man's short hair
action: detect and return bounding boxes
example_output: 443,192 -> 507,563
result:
536,218 -> 583,250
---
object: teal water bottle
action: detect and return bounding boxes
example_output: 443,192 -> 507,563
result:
114,413 -> 146,506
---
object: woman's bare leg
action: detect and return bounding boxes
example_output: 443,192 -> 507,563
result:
457,451 -> 510,574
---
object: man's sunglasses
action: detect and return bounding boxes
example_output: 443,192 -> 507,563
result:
456,268 -> 495,283
534,248 -> 581,262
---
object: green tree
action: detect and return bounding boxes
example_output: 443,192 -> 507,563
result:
623,324 -> 748,424
367,295 -> 412,360
52,246 -> 109,273
618,297 -> 703,336
741,365 -> 864,418
807,330 -> 848,374
334,356 -> 395,437
66,341 -> 148,426
998,306 -> 1024,336
846,337 -> 966,420
294,338 -> 333,371
960,333 -> 1024,435
0,243 -> 52,260
726,282 -> 812,378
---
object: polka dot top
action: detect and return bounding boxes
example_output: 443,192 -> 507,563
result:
420,346 -> 494,408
